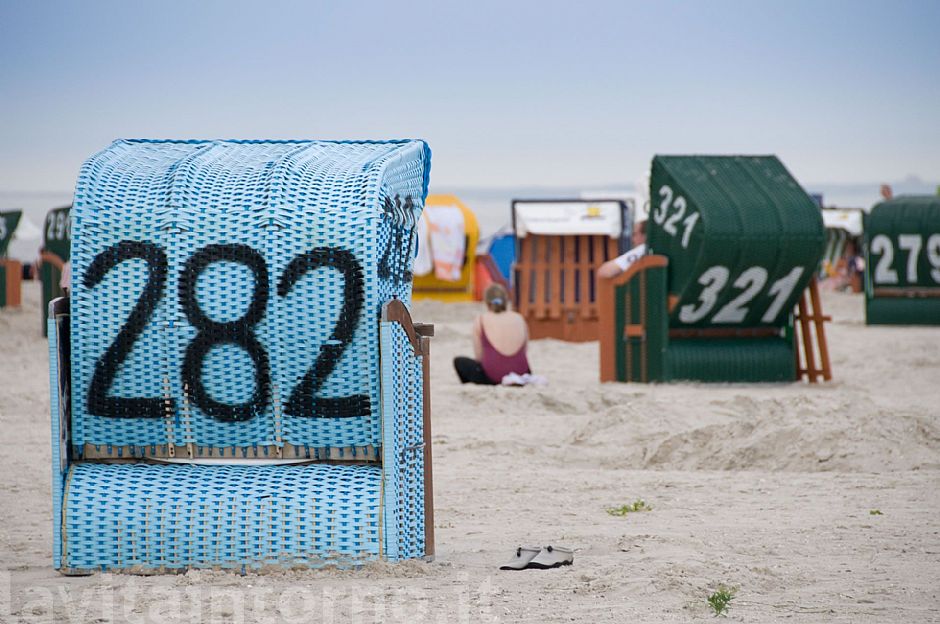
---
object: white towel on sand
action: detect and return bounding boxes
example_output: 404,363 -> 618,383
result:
501,372 -> 548,387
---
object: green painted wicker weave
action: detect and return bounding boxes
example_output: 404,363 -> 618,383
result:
0,263 -> 11,308
0,209 -> 21,257
864,196 -> 940,325
607,155 -> 823,383
40,205 -> 70,335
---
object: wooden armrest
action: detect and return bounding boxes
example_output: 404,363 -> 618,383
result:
382,299 -> 431,356
41,251 -> 66,271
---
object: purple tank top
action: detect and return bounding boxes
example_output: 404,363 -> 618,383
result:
480,323 -> 531,383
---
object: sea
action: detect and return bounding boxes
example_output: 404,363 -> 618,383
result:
2,179 -> 937,263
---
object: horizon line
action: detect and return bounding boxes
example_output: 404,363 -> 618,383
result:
2,177 -> 938,197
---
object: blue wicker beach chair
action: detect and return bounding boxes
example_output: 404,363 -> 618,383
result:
49,139 -> 434,573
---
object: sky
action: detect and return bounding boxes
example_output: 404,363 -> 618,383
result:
1,0 -> 938,192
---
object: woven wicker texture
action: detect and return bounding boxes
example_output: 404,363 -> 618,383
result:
43,205 -> 72,260
380,322 -> 425,560
62,462 -> 382,571
668,337 -> 796,382
55,310 -> 430,571
40,206 -> 71,334
866,196 -> 940,290
613,265 -> 669,382
865,297 -> 940,325
0,209 -> 22,257
649,155 -> 824,328
0,264 -> 10,308
69,139 -> 430,452
49,314 -> 64,569
864,196 -> 940,325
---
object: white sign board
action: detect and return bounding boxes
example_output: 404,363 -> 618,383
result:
822,208 -> 864,237
514,200 -> 622,238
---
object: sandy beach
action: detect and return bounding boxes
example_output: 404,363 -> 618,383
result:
1,280 -> 938,623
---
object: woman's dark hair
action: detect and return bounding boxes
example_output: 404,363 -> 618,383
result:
484,283 -> 510,313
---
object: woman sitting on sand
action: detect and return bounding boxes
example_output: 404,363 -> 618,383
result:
453,283 -> 531,385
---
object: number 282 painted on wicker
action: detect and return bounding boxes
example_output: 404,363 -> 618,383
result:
84,240 -> 375,423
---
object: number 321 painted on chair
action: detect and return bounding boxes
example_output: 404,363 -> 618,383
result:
678,265 -> 806,325
654,185 -> 700,249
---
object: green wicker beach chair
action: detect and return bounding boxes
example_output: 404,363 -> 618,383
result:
0,209 -> 23,308
864,196 -> 940,325
599,155 -> 829,383
40,205 -> 70,334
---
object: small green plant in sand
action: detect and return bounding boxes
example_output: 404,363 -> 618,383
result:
869,509 -> 883,516
707,585 -> 738,617
706,586 -> 736,617
606,500 -> 652,516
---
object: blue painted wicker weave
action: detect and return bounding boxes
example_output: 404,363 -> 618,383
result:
49,313 -> 65,570
70,139 -> 427,453
52,139 -> 432,571
380,322 -> 426,560
64,463 -> 382,570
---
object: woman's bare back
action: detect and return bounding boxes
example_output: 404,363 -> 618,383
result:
476,310 -> 528,356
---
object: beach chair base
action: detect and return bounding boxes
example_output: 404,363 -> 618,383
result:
599,257 -> 832,384
60,462 -> 383,573
51,298 -> 435,574
866,289 -> 940,326
669,337 -> 797,383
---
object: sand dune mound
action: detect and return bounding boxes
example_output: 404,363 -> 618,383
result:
565,392 -> 940,472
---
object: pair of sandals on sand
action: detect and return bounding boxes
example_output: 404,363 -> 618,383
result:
500,545 -> 574,570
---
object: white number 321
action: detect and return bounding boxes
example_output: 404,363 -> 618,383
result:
656,185 -> 700,249
679,265 -> 805,324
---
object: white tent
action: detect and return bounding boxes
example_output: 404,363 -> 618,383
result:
7,214 -> 43,263
14,214 -> 42,242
